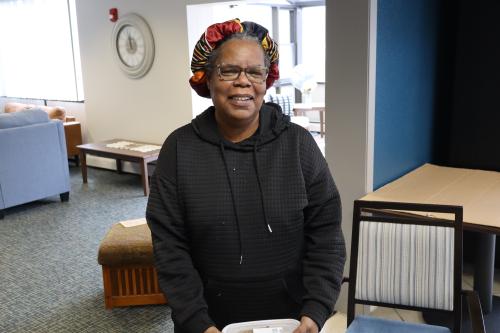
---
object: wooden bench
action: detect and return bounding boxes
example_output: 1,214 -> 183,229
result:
98,221 -> 167,309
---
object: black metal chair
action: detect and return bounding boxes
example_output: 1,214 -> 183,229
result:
345,200 -> 486,333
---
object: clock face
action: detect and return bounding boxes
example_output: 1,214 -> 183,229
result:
117,25 -> 145,68
112,14 -> 155,79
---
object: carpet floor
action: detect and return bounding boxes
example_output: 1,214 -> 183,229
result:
0,166 -> 173,333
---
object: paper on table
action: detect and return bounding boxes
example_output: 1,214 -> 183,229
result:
130,145 -> 161,153
106,141 -> 135,149
119,218 -> 147,228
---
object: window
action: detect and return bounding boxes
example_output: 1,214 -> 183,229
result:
277,8 -> 296,82
300,6 -> 325,82
271,4 -> 326,100
0,0 -> 84,101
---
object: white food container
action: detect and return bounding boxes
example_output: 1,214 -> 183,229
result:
222,319 -> 300,333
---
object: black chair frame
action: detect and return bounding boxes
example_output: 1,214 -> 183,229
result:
345,200 -> 485,333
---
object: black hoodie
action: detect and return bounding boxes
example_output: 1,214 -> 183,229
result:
146,103 -> 346,333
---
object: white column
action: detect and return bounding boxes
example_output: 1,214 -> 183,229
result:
325,0 -> 377,312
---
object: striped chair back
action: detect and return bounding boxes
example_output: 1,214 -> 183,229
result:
355,222 -> 455,310
268,94 -> 295,117
348,200 -> 463,327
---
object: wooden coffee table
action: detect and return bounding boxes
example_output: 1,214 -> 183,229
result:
77,139 -> 161,196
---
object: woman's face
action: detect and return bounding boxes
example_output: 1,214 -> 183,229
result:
207,39 -> 267,126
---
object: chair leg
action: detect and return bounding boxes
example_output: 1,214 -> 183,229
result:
60,192 -> 69,202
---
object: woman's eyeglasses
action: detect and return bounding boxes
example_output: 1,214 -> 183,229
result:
216,64 -> 269,84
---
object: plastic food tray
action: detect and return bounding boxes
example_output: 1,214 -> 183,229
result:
222,319 -> 300,333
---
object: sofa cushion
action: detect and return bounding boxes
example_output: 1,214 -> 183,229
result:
4,102 -> 66,121
0,109 -> 50,129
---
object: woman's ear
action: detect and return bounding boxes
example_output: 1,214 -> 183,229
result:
206,76 -> 211,91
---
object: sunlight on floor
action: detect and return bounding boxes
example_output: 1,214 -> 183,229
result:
322,312 -> 347,332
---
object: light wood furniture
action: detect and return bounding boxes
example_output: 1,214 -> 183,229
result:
101,265 -> 165,309
294,103 -> 325,137
98,222 -> 167,309
77,139 -> 160,196
63,121 -> 82,164
361,163 -> 500,313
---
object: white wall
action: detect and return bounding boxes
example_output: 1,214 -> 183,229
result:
75,0 -> 227,171
75,1 -> 194,146
325,0 -> 375,312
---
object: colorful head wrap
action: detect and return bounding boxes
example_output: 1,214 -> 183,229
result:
189,18 -> 279,98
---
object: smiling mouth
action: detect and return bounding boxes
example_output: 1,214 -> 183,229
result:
229,95 -> 254,101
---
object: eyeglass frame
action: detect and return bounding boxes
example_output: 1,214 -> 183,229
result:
215,64 -> 269,84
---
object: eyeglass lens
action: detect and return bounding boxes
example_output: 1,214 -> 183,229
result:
217,64 -> 268,83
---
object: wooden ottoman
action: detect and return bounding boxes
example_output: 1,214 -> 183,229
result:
98,221 -> 167,309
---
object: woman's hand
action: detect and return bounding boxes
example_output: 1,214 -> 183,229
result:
203,326 -> 222,333
293,316 -> 319,333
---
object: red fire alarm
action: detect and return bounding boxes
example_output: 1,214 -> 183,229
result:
109,8 -> 118,22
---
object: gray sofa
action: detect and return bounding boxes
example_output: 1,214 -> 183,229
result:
0,109 -> 70,218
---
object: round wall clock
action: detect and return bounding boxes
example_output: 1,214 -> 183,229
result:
112,13 -> 155,79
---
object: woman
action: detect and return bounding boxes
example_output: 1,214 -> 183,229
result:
146,19 -> 345,333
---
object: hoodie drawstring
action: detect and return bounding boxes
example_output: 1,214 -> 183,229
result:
253,142 -> 273,234
220,142 -> 244,265
219,140 -> 274,265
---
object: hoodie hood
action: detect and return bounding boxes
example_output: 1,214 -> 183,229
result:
190,102 -> 290,265
191,102 -> 290,149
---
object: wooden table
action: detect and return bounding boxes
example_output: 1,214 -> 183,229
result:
361,163 -> 500,313
294,103 -> 325,137
77,139 -> 161,196
63,121 -> 83,165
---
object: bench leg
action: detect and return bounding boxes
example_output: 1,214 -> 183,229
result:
102,266 -> 114,309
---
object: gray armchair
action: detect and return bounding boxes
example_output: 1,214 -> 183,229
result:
0,109 -> 70,218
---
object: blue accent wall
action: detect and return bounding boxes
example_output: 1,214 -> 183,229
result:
374,0 -> 441,189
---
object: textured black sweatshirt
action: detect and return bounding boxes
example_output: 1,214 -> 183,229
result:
146,103 -> 346,333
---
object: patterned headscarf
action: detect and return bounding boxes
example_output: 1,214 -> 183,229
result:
189,18 -> 279,98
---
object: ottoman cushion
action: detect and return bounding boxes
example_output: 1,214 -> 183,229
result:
98,222 -> 154,266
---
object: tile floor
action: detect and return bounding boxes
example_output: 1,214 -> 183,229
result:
322,265 -> 500,332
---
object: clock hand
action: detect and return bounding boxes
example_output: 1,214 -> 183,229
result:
128,35 -> 133,52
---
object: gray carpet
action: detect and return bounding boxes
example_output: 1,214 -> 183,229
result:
0,166 -> 173,332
